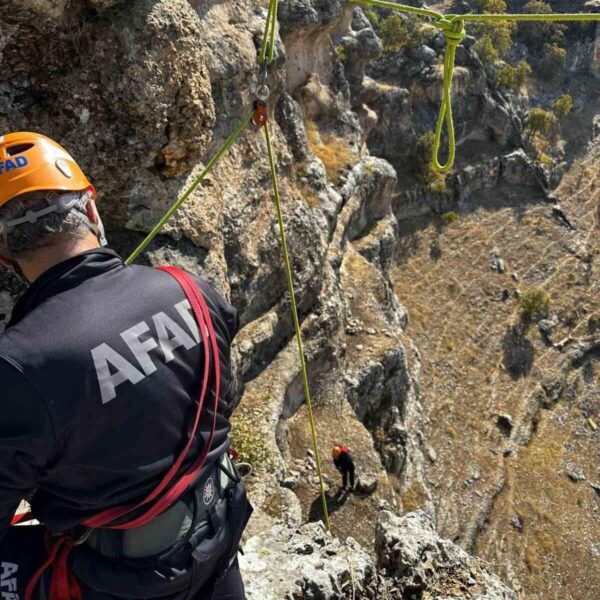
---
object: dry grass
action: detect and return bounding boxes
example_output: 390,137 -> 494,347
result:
305,120 -> 357,184
391,144 -> 600,598
297,183 -> 322,209
401,481 -> 429,512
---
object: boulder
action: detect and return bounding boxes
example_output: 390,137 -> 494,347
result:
240,522 -> 376,600
376,511 -> 517,600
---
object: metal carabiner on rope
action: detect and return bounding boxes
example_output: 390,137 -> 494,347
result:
253,60 -> 270,127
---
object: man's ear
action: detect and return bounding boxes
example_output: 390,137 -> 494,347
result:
84,192 -> 108,247
86,197 -> 100,225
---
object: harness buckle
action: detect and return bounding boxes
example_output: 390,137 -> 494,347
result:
73,528 -> 93,546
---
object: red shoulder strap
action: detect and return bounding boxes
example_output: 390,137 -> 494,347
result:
82,266 -> 221,530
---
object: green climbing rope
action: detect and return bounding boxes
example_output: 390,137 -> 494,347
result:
260,0 -> 330,531
454,13 -> 600,23
260,0 -> 279,64
126,0 -> 333,532
263,122 -> 331,532
126,110 -> 253,265
354,0 -> 600,172
354,0 -> 442,21
432,18 -> 464,173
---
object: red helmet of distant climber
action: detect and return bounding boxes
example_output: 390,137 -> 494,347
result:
332,444 -> 348,459
0,132 -> 94,208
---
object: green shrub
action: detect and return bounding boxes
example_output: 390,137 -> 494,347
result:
475,0 -> 507,11
378,14 -> 422,53
379,14 -> 408,52
538,43 -> 567,79
520,1 -> 566,50
496,61 -> 532,90
489,21 -> 517,57
553,94 -> 573,119
474,34 -> 499,65
405,18 -> 424,50
519,287 -> 550,318
441,211 -> 459,224
363,7 -> 380,27
526,107 -> 558,137
472,0 -> 515,60
230,417 -> 275,471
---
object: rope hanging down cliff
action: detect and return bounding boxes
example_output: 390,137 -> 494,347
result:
127,0 -> 333,532
354,0 -> 600,172
124,0 -> 600,535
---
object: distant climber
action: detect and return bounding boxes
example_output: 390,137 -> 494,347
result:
332,444 -> 356,493
0,132 -> 252,599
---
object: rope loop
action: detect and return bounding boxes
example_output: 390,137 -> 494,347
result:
431,18 -> 465,174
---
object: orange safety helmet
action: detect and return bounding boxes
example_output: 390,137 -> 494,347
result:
0,132 -> 93,208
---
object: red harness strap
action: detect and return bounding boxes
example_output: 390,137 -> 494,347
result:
24,267 -> 222,600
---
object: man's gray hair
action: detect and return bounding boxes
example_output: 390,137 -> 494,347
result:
0,191 -> 93,260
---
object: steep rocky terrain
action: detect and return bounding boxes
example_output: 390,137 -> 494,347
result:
0,0 -> 598,598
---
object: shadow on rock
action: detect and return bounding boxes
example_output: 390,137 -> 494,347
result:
502,324 -> 534,379
308,490 -> 350,523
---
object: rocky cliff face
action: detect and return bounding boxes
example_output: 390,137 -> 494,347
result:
240,511 -> 517,599
1,1 -> 598,598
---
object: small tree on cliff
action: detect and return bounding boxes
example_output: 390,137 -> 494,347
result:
538,43 -> 567,80
474,35 -> 499,65
520,1 -> 566,51
553,94 -> 573,120
362,7 -> 380,28
496,61 -> 532,90
472,0 -> 515,64
525,108 -> 557,138
379,14 -> 408,52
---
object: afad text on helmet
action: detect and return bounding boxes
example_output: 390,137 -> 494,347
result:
0,156 -> 28,174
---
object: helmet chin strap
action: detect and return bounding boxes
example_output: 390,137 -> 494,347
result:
0,189 -> 108,282
82,185 -> 108,247
0,189 -> 108,250
81,212 -> 108,247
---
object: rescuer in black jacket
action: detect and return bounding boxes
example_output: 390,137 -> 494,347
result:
332,444 -> 355,493
0,132 -> 251,599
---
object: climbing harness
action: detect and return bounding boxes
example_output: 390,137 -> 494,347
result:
24,267 -> 221,600
354,0 -> 600,172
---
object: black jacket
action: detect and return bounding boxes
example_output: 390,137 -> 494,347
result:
0,249 -> 239,543
334,452 -> 354,473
